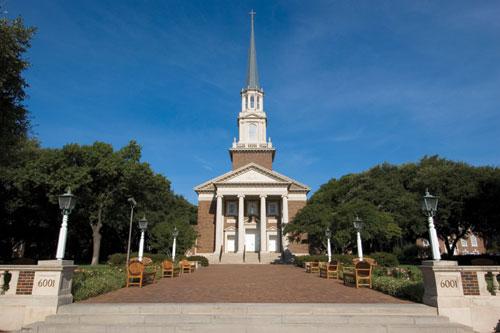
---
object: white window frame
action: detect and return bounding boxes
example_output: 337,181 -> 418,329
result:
226,201 -> 237,217
267,202 -> 279,216
460,238 -> 468,247
470,235 -> 478,247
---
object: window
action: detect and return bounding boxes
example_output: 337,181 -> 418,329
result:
247,201 -> 258,216
470,235 -> 478,247
248,123 -> 257,141
250,95 -> 255,108
460,238 -> 468,247
245,96 -> 248,109
257,96 -> 260,109
267,202 -> 278,216
226,201 -> 237,216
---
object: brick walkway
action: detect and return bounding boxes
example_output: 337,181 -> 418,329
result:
83,265 -> 409,303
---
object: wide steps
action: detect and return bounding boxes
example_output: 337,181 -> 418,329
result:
22,303 -> 473,333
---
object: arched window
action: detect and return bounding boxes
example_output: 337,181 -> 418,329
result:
248,123 -> 257,141
250,95 -> 254,108
470,235 -> 478,247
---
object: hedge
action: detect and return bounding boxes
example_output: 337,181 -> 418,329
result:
72,265 -> 125,301
369,252 -> 400,267
107,253 -> 209,267
372,276 -> 424,302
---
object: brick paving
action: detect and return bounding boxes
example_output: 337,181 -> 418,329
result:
83,265 -> 409,303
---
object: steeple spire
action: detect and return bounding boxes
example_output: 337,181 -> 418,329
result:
245,10 -> 260,90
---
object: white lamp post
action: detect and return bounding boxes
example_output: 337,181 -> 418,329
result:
55,187 -> 77,260
353,216 -> 364,262
422,189 -> 441,260
325,227 -> 332,263
172,227 -> 179,262
125,197 -> 137,266
138,216 -> 148,262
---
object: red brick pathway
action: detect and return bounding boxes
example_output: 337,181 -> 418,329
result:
83,265 -> 409,303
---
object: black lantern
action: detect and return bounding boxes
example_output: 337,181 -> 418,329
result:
58,187 -> 77,214
325,227 -> 332,239
422,189 -> 438,217
353,216 -> 364,231
138,216 -> 148,231
172,226 -> 179,238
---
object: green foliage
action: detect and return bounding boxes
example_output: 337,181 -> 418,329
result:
107,252 -> 168,266
150,219 -> 197,258
184,256 -> 209,267
372,276 -> 424,302
369,252 -> 399,267
0,17 -> 36,164
287,156 -> 500,258
72,265 -> 126,301
293,254 -> 355,267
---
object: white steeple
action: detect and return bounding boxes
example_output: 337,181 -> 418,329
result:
236,10 -> 270,148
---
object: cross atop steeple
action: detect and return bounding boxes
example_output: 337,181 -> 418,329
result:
245,9 -> 260,90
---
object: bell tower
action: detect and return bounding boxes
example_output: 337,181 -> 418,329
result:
230,10 -> 275,170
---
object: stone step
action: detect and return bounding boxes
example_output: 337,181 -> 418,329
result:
44,313 -> 451,325
23,321 -> 473,333
57,303 -> 440,316
21,303 -> 474,333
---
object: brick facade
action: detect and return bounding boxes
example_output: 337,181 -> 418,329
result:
231,151 -> 274,170
15,270 -> 35,295
287,200 -> 309,254
196,200 -> 216,253
460,271 -> 480,295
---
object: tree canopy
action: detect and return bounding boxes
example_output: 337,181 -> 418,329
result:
286,156 -> 500,256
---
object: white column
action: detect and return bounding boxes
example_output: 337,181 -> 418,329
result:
260,195 -> 267,253
428,216 -> 441,260
215,194 -> 223,254
55,213 -> 69,260
172,236 -> 177,261
281,195 -> 289,250
356,231 -> 363,261
138,230 -> 145,262
327,238 -> 332,263
237,194 -> 245,253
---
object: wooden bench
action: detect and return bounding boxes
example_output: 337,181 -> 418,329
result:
343,261 -> 373,288
126,258 -> 157,287
306,261 -> 320,275
162,260 -> 180,278
320,260 -> 339,279
180,260 -> 194,274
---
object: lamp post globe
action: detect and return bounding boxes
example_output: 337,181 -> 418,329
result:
325,227 -> 332,263
353,216 -> 364,262
55,187 -> 77,260
138,215 -> 148,262
172,226 -> 179,262
422,189 -> 441,260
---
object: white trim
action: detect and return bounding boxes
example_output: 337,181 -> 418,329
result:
198,193 -> 215,201
288,193 -> 307,201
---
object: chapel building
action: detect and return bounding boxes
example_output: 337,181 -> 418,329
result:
194,12 -> 309,263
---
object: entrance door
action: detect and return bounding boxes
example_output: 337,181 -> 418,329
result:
245,232 -> 256,252
268,235 -> 277,252
227,235 -> 235,252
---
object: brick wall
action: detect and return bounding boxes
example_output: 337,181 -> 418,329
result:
196,200 -> 216,253
287,200 -> 309,253
461,271 -> 480,295
15,271 -> 34,295
231,151 -> 273,170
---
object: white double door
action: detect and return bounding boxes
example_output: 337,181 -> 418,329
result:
244,230 -> 258,252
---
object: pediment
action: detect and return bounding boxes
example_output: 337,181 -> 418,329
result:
194,162 -> 310,192
225,169 -> 280,183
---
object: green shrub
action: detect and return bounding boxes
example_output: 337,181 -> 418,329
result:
107,252 -> 169,266
369,252 -> 399,267
293,254 -> 355,267
185,256 -> 209,267
72,266 -> 126,301
372,276 -> 424,302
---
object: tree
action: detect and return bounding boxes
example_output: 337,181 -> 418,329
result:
0,17 -> 36,166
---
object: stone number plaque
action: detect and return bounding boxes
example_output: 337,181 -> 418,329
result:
440,279 -> 458,288
33,272 -> 60,295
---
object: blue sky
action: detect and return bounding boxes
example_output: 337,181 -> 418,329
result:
6,1 -> 500,203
